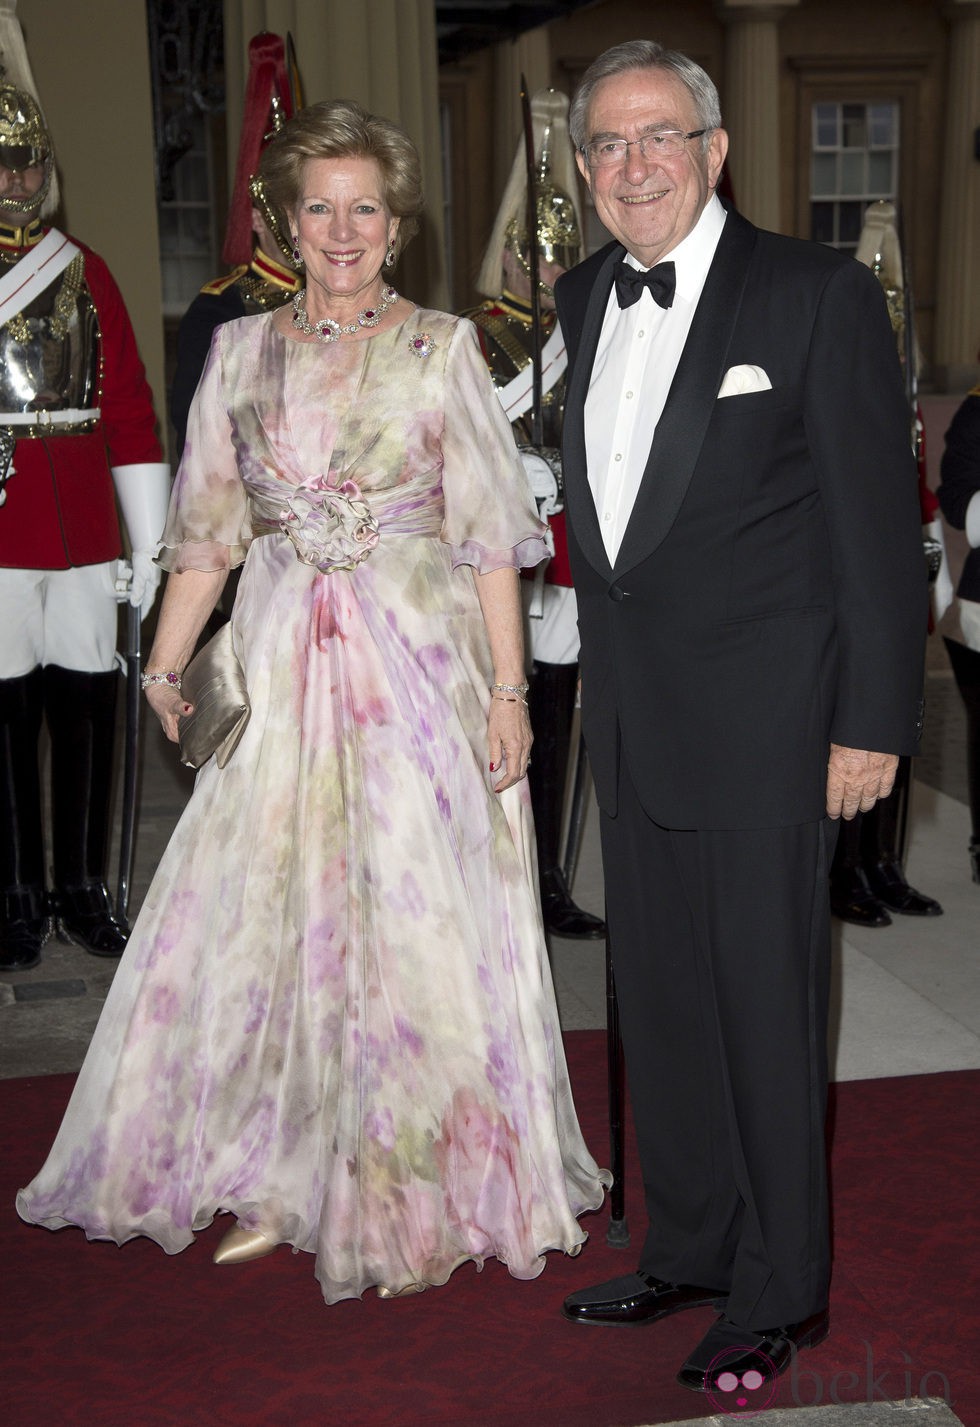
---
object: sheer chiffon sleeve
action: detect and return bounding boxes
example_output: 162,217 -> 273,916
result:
439,319 -> 549,574
157,325 -> 253,573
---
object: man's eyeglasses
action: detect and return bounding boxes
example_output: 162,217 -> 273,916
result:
583,130 -> 708,167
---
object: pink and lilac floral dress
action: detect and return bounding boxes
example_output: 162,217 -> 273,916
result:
17,308 -> 609,1302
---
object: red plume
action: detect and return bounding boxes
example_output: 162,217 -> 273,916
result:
222,33 -> 294,266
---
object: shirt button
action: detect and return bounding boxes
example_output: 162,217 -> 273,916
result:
603,511 -> 612,522
637,330 -> 645,338
626,391 -> 634,399
614,453 -> 622,462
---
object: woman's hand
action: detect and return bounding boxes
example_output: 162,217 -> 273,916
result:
488,694 -> 532,791
145,684 -> 193,743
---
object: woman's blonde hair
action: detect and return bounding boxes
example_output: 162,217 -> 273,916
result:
258,99 -> 423,261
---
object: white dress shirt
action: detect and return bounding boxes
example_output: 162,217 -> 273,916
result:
585,195 -> 727,564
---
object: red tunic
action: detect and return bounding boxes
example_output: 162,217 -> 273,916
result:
0,233 -> 162,570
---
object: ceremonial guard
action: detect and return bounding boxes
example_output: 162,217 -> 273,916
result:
829,201 -> 942,926
170,32 -> 301,455
465,90 -> 604,939
0,46 -> 169,971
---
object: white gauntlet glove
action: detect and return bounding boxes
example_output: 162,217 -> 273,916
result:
111,463 -> 172,620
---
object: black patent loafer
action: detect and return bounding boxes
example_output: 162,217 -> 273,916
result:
540,868 -> 606,940
50,883 -> 129,958
0,886 -> 47,971
866,860 -> 943,917
677,1308 -> 830,1393
829,867 -> 891,927
562,1270 -> 727,1326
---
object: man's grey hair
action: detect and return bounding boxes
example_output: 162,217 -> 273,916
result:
568,40 -> 723,157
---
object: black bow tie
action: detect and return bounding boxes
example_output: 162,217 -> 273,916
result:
614,259 -> 676,310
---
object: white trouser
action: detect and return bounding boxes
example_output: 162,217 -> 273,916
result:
521,581 -> 580,665
0,563 -> 120,676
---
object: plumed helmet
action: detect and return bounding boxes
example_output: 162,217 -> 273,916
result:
854,199 -> 912,369
477,89 -> 583,298
223,32 -> 300,266
0,0 -> 60,219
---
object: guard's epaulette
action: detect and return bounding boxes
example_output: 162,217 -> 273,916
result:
199,265 -> 249,296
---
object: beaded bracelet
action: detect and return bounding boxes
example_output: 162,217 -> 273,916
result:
140,670 -> 182,692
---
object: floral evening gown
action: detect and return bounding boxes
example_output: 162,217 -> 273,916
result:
17,308 -> 609,1302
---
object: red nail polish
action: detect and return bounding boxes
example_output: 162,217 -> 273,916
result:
489,762 -> 496,772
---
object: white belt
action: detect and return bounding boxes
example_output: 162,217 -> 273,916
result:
0,407 -> 101,427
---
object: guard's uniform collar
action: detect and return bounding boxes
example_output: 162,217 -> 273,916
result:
251,245 -> 300,292
0,216 -> 44,252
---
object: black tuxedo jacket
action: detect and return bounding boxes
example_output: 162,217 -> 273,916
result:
555,207 -> 926,830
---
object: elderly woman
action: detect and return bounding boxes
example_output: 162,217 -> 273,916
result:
18,101 -> 608,1302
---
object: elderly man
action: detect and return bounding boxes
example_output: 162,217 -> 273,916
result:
555,41 -> 925,1393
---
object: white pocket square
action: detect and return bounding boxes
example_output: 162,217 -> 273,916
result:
717,364 -> 773,398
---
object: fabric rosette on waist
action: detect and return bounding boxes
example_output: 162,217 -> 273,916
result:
252,469 -> 446,573
277,477 -> 381,573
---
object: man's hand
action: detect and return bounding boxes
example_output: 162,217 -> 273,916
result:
826,745 -> 899,820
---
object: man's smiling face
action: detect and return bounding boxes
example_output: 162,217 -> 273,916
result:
576,66 -> 727,267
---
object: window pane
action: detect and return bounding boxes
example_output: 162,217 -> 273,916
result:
158,208 -> 178,254
838,201 -> 864,245
840,150 -> 866,195
868,151 -> 894,194
811,152 -> 838,195
814,102 -> 838,148
868,103 -> 896,146
180,208 -> 211,250
161,261 -> 183,306
810,101 -> 898,249
811,202 -> 835,244
842,109 -> 867,148
179,154 -> 209,203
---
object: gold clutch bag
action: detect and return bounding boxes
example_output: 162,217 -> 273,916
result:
177,621 -> 251,770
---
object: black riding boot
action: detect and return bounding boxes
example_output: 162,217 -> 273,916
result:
863,757 -> 943,916
44,665 -> 129,957
527,661 -> 605,939
829,811 -> 890,927
944,637 -> 980,883
0,668 -> 47,969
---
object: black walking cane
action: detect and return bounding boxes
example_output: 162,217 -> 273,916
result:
116,600 -> 141,924
604,933 -> 629,1246
562,734 -> 629,1245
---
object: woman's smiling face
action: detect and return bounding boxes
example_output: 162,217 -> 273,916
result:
291,155 -> 399,312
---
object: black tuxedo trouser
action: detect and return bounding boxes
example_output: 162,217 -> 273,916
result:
600,757 -> 837,1329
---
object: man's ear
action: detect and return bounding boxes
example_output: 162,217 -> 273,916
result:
706,128 -> 729,190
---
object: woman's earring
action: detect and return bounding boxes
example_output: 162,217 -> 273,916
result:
384,241 -> 396,269
291,238 -> 303,270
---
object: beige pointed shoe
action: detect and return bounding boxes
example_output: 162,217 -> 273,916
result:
212,1225 -> 277,1265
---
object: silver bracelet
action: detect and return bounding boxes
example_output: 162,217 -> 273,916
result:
490,681 -> 529,697
141,669 -> 182,692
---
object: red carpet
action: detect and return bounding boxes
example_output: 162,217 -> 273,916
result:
4,1033 -> 979,1427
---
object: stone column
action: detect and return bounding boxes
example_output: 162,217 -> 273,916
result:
715,0 -> 800,233
224,0 -> 447,307
935,0 -> 980,389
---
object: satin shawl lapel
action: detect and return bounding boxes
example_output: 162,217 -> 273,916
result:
612,212 -> 758,579
561,244 -> 623,579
